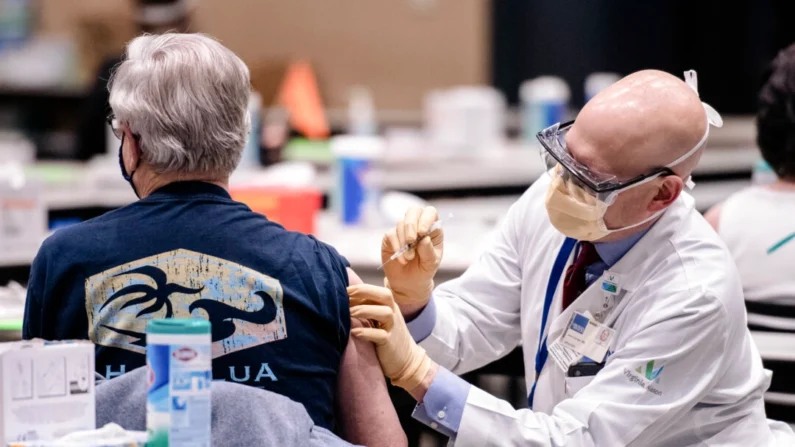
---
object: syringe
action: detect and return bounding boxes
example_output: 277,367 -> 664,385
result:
378,219 -> 444,270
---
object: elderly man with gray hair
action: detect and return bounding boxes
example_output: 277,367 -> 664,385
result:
23,33 -> 406,447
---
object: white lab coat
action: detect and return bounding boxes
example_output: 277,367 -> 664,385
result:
422,175 -> 795,446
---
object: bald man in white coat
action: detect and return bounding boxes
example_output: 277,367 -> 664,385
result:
348,70 -> 795,446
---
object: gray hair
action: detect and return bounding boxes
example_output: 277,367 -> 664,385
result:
109,33 -> 251,176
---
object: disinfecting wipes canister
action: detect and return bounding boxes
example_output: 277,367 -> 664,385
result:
146,319 -> 212,447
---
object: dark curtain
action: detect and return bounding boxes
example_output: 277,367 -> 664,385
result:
492,0 -> 793,114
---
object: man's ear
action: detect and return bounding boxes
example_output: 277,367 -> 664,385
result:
649,176 -> 683,212
124,130 -> 141,168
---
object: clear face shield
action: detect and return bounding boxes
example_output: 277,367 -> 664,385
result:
538,70 -> 724,240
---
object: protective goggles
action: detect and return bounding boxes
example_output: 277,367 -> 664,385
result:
537,121 -> 681,194
538,69 -> 723,199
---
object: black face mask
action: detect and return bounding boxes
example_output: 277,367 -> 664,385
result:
118,138 -> 140,198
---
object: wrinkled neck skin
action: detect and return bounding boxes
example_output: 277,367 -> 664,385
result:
133,164 -> 229,199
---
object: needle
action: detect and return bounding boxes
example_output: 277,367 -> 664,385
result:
379,218 -> 445,270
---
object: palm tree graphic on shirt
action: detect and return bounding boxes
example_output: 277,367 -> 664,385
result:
99,265 -> 204,345
100,265 -> 205,317
87,249 -> 288,357
97,263 -> 279,348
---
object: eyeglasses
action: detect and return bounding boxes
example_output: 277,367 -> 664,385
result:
537,121 -> 676,194
106,114 -> 123,140
106,115 -> 142,142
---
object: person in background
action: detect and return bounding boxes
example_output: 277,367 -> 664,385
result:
24,33 -> 405,447
705,43 -> 795,333
75,0 -> 191,161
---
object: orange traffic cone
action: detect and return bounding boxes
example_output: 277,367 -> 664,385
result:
278,61 -> 329,139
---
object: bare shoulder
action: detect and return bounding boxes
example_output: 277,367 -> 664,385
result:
346,267 -> 363,286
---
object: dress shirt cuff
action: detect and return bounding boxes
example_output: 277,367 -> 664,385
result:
406,295 -> 437,343
411,367 -> 471,438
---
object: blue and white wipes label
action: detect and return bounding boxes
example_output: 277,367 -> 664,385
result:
147,340 -> 211,446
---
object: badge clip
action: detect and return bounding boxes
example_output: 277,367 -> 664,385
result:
601,272 -> 621,296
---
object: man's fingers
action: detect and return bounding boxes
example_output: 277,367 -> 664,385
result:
395,220 -> 408,265
403,207 -> 423,246
429,225 -> 444,248
350,304 -> 394,327
431,226 -> 444,259
382,229 -> 400,256
351,327 -> 389,345
418,206 -> 439,235
348,284 -> 394,306
404,247 -> 416,262
416,237 -> 439,271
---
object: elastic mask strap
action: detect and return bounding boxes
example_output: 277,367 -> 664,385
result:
669,70 -> 724,170
604,207 -> 666,235
603,164 -> 695,207
665,124 -> 709,169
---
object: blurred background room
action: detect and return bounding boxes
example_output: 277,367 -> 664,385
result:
1,0 -> 795,445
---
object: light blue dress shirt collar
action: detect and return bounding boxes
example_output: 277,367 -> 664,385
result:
593,228 -> 648,267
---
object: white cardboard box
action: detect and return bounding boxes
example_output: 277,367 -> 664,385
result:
0,341 -> 95,444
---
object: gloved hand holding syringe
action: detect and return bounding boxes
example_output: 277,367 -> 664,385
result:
379,215 -> 448,270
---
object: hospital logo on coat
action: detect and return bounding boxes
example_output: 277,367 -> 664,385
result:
636,360 -> 664,383
85,249 -> 287,358
624,359 -> 664,396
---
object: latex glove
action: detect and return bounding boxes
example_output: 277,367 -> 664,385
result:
349,284 -> 433,391
381,206 -> 443,307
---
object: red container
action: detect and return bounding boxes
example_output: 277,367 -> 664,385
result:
230,187 -> 322,235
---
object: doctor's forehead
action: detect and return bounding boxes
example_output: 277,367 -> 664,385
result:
568,95 -> 665,179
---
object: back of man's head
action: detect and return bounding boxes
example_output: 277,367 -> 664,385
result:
109,33 -> 251,177
758,43 -> 795,181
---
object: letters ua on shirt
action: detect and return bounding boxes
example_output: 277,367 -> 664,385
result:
548,311 -> 616,373
103,362 -> 279,383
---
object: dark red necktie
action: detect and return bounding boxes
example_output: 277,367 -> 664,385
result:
562,242 -> 601,310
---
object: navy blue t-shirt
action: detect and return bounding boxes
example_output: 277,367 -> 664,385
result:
23,182 -> 350,430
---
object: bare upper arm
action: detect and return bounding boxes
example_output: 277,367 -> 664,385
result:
703,202 -> 723,232
336,269 -> 407,447
346,267 -> 363,286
